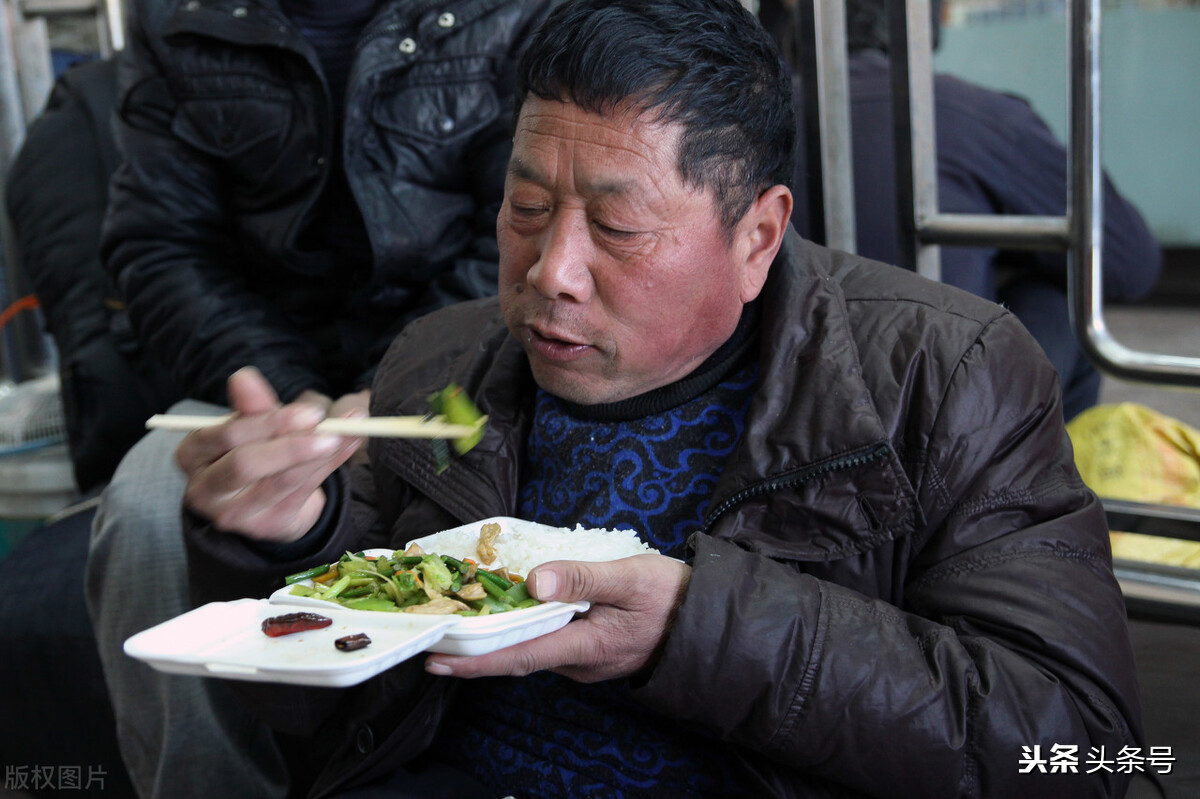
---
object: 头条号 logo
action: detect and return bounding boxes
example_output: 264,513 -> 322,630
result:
1019,744 -> 1174,775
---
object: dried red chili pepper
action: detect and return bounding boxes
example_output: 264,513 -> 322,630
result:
334,633 -> 372,652
261,611 -> 333,637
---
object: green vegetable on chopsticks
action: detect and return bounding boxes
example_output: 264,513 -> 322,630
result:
426,383 -> 485,473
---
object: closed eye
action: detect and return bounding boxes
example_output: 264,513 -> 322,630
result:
512,203 -> 548,218
593,220 -> 638,239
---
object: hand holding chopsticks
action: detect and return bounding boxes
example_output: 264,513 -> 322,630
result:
170,372 -> 487,543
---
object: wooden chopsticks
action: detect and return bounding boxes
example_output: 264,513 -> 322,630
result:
145,413 -> 487,439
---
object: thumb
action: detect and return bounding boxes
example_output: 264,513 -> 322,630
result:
227,366 -> 282,416
527,559 -> 618,604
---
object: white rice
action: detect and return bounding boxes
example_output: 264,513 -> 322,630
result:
407,517 -> 657,576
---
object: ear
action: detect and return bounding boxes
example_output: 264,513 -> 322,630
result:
734,184 -> 792,303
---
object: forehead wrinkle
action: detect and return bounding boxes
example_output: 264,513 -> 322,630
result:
508,157 -> 633,199
513,106 -> 671,194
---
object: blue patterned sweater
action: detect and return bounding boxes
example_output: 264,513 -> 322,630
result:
434,316 -> 761,798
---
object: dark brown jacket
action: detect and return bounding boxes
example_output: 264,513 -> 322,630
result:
188,229 -> 1142,797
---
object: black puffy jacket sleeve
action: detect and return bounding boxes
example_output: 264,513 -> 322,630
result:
100,5 -> 332,403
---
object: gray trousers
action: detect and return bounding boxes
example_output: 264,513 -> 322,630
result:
85,400 -> 289,799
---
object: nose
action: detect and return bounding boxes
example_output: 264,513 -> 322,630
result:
526,212 -> 593,302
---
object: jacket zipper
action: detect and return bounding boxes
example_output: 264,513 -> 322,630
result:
699,442 -> 890,535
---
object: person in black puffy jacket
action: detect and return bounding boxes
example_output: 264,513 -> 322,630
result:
103,0 -> 555,407
85,2 -> 556,797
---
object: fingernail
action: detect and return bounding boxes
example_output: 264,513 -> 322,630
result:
425,659 -> 452,676
532,568 -> 557,600
295,405 -> 325,427
313,435 -> 341,453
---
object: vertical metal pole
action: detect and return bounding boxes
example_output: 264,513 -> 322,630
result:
0,1 -> 27,383
888,0 -> 941,281
0,1 -> 26,173
15,15 -> 52,120
794,0 -> 827,246
105,0 -> 127,52
813,0 -> 856,253
1068,0 -> 1104,366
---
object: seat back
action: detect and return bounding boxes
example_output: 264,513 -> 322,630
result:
4,58 -> 180,492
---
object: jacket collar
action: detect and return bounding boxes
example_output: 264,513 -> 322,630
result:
734,229 -> 893,478
700,228 -> 922,559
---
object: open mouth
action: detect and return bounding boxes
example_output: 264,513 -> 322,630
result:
526,326 -> 592,362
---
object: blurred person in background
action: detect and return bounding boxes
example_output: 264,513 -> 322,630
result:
781,0 -> 1162,420
86,1 -> 556,796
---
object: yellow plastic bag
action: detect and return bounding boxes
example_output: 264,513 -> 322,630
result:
1067,402 -> 1200,568
1068,402 -> 1200,508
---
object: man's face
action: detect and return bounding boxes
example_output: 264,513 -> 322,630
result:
498,98 -> 755,405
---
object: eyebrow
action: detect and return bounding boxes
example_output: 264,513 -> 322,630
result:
508,158 -> 635,198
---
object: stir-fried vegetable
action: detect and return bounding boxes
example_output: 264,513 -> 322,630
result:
283,546 -> 538,616
429,384 -> 485,456
427,383 -> 486,473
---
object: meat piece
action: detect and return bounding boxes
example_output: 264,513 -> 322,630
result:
261,611 -> 333,637
476,522 -> 501,566
334,633 -> 372,652
455,582 -> 487,601
404,596 -> 470,615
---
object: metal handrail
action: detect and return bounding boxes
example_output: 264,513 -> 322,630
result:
1104,498 -> 1200,544
919,214 -> 1071,250
1066,0 -> 1200,388
885,0 -> 1200,388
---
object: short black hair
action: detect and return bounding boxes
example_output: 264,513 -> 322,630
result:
514,0 -> 795,236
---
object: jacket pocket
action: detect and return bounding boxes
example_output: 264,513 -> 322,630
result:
171,74 -> 293,159
370,58 -> 502,146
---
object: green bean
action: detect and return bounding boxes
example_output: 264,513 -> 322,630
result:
283,564 -> 332,585
440,555 -> 470,573
468,595 -> 511,614
476,568 -> 512,590
476,570 -> 515,603
503,582 -> 531,604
